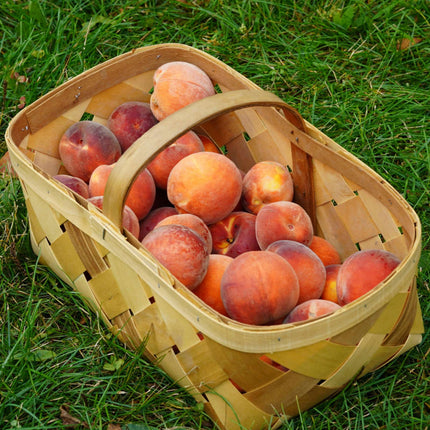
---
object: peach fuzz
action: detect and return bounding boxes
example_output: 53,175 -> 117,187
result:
267,240 -> 326,304
107,101 -> 158,152
155,213 -> 213,254
309,235 -> 342,266
284,299 -> 341,323
138,206 -> 178,241
167,152 -> 243,224
209,211 -> 260,258
147,131 -> 204,189
255,201 -> 314,250
221,250 -> 299,325
141,224 -> 209,290
242,161 -> 294,214
336,249 -> 401,306
193,254 -> 233,316
321,264 -> 342,304
88,163 -> 156,220
53,174 -> 89,199
59,121 -> 121,182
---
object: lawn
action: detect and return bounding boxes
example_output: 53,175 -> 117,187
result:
1,1 -> 429,429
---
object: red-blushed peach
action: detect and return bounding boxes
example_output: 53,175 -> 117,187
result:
53,174 -> 90,198
284,299 -> 341,323
336,249 -> 401,305
321,264 -> 342,304
59,121 -> 121,182
150,61 -> 215,121
141,224 -> 209,290
193,254 -> 233,316
88,195 -> 140,239
309,235 -> 342,266
107,101 -> 158,152
220,250 -> 300,325
267,240 -> 326,304
147,131 -> 204,189
155,213 -> 212,254
138,206 -> 178,241
242,161 -> 294,214
209,211 -> 260,258
88,163 -> 156,220
255,201 -> 314,250
198,134 -> 221,153
167,152 -> 243,224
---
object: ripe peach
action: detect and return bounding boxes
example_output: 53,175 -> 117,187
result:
209,211 -> 260,258
193,254 -> 233,316
53,174 -> 90,198
155,213 -> 212,254
59,121 -> 121,182
284,299 -> 341,323
107,101 -> 158,152
88,196 -> 140,239
198,134 -> 221,153
221,250 -> 300,325
267,240 -> 326,304
141,224 -> 209,290
88,163 -> 156,220
138,206 -> 178,241
150,61 -> 215,120
167,152 -> 243,224
336,249 -> 401,305
255,201 -> 314,250
147,131 -> 204,189
321,264 -> 342,304
242,161 -> 294,214
309,235 -> 342,266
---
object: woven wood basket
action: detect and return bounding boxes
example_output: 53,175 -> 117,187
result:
5,44 -> 424,430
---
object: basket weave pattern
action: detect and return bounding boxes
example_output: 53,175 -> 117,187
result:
6,44 -> 423,430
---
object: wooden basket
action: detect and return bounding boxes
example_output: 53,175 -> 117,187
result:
5,44 -> 424,430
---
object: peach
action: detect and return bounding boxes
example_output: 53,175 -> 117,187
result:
107,101 -> 158,152
198,134 -> 221,153
138,206 -> 178,241
242,161 -> 294,214
87,196 -> 140,239
336,249 -> 401,305
255,201 -> 314,250
88,163 -> 156,220
321,264 -> 342,304
309,235 -> 342,266
155,213 -> 213,254
220,250 -> 300,325
53,174 -> 90,198
193,254 -> 233,316
284,299 -> 341,323
147,131 -> 204,189
167,152 -> 243,224
141,224 -> 209,290
59,121 -> 121,182
209,211 -> 260,258
267,240 -> 326,304
150,61 -> 215,120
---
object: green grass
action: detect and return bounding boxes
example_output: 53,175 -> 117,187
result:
1,0 -> 429,429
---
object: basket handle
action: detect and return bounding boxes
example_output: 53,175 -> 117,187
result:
103,89 -> 315,231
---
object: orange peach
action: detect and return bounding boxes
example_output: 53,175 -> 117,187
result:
336,249 -> 401,305
88,163 -> 156,220
193,254 -> 233,316
53,174 -> 90,199
321,264 -> 342,304
255,201 -> 314,250
141,224 -> 209,290
147,131 -> 204,189
267,240 -> 326,304
242,161 -> 294,214
167,152 -> 243,224
309,235 -> 342,266
284,299 -> 341,323
209,211 -> 260,258
198,134 -> 221,153
138,206 -> 178,241
220,250 -> 299,325
59,121 -> 121,182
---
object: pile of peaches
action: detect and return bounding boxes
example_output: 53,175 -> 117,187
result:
55,61 -> 401,326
